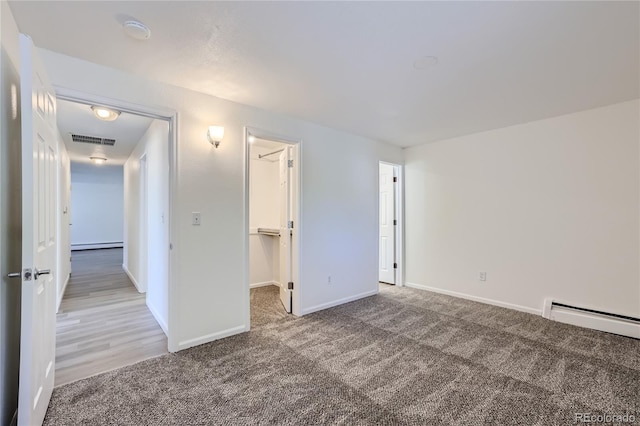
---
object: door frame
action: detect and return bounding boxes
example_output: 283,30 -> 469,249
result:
243,126 -> 302,323
54,87 -> 179,352
139,154 -> 148,292
379,161 -> 404,287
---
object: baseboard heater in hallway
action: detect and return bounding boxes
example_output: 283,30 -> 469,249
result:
71,242 -> 124,251
542,298 -> 640,339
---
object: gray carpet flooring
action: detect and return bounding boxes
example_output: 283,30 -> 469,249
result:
44,284 -> 640,425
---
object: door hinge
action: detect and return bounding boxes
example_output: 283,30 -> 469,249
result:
393,263 -> 397,269
288,159 -> 293,168
288,220 -> 294,229
393,219 -> 397,225
393,176 -> 397,183
287,281 -> 294,290
170,243 -> 173,250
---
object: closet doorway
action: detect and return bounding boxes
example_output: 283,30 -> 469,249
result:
246,128 -> 301,320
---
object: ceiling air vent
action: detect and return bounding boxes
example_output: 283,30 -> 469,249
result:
71,134 -> 116,146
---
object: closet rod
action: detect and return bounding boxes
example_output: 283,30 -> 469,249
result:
258,148 -> 285,159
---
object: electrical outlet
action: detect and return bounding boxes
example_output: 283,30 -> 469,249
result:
192,212 -> 201,226
328,276 -> 332,284
479,271 -> 487,281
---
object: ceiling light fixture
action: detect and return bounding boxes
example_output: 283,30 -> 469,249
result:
90,156 -> 107,165
123,20 -> 151,40
207,126 -> 225,148
91,106 -> 120,121
413,56 -> 439,70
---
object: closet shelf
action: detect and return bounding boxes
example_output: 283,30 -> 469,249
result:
257,228 -> 280,236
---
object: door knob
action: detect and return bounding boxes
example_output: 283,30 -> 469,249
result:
34,268 -> 51,279
6,272 -> 21,278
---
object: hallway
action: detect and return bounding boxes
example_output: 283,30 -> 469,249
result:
55,248 -> 167,386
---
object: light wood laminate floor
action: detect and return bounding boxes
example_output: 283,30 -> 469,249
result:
55,248 -> 167,386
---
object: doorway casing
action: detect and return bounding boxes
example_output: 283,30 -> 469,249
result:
243,126 -> 302,323
54,87 -> 179,352
139,154 -> 148,292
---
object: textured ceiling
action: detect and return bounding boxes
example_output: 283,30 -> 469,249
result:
10,1 -> 639,147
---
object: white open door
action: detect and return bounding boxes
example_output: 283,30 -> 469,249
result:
278,146 -> 293,313
18,34 -> 58,426
379,163 -> 396,284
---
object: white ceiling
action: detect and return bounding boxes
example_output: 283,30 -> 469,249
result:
57,99 -> 154,165
11,1 -> 639,147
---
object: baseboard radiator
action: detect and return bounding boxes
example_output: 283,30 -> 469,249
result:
542,299 -> 640,339
71,241 -> 124,251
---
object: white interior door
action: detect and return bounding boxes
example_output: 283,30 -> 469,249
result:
18,34 -> 58,426
278,146 -> 292,313
379,163 -> 396,284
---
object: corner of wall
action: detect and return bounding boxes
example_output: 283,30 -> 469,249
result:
146,298 -> 168,336
122,263 -> 143,293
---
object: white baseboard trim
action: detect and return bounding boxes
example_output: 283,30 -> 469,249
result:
301,289 -> 378,316
250,281 -> 280,289
404,282 -> 541,316
543,298 -> 640,339
146,299 -> 169,336
122,264 -> 144,293
176,325 -> 247,351
56,273 -> 70,312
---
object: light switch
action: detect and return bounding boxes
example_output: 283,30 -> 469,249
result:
192,212 -> 201,226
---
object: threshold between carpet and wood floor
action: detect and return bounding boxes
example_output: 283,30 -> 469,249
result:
45,284 -> 639,425
55,248 -> 168,386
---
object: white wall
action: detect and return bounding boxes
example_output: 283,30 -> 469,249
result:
56,135 -> 71,308
249,146 -> 280,286
404,99 -> 640,318
38,48 -> 403,350
249,236 -> 279,286
250,147 -> 280,230
124,120 -> 169,333
0,2 -> 22,423
70,163 -> 124,249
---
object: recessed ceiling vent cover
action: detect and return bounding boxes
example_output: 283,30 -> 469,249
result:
71,134 -> 116,146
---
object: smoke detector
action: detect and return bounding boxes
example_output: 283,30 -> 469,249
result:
123,20 -> 151,40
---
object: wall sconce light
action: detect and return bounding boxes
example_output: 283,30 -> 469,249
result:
207,126 -> 225,148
